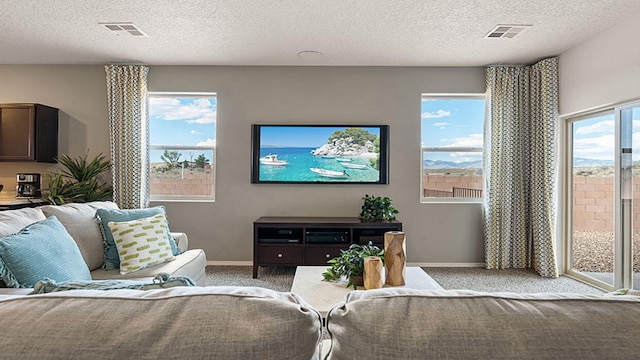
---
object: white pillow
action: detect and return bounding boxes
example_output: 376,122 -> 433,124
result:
108,213 -> 175,275
0,208 -> 46,237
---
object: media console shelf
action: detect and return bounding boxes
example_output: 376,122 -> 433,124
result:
253,216 -> 402,278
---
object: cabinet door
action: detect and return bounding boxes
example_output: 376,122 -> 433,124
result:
0,107 -> 35,160
257,245 -> 304,265
304,245 -> 350,265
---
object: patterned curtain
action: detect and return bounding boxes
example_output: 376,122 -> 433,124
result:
105,65 -> 150,209
483,57 -> 559,278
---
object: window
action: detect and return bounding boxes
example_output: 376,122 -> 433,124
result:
148,93 -> 216,201
421,95 -> 485,202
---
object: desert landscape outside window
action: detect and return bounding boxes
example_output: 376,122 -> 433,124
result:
148,93 -> 216,201
566,103 -> 640,291
421,95 -> 485,203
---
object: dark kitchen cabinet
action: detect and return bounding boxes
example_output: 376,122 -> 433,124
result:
0,104 -> 58,162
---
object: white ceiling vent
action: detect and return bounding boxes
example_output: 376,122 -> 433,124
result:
484,24 -> 531,39
100,23 -> 147,37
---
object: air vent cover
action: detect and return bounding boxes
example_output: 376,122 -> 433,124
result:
485,24 -> 531,39
100,23 -> 147,37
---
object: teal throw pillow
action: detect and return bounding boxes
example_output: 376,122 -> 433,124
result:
0,216 -> 92,288
96,206 -> 180,270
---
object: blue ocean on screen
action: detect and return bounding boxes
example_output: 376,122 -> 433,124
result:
258,147 -> 379,182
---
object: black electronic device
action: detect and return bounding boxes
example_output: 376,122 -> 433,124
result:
305,230 -> 350,244
354,228 -> 389,244
257,228 -> 302,243
251,124 -> 390,184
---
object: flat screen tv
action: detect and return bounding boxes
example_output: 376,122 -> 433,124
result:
251,124 -> 389,184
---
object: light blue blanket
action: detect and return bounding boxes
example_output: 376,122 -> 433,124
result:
29,273 -> 195,294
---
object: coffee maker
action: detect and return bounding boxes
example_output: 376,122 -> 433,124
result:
16,173 -> 41,198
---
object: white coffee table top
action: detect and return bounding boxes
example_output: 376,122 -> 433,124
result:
290,266 -> 443,317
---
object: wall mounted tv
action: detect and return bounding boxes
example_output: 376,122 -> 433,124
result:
251,124 -> 389,184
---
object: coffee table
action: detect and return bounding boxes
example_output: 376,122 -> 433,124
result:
290,266 -> 443,318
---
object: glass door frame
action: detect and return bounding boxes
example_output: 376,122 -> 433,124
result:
564,109 -> 616,291
617,100 -> 640,289
564,100 -> 640,291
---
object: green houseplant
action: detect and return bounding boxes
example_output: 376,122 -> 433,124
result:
359,194 -> 399,222
43,153 -> 113,205
322,242 -> 384,290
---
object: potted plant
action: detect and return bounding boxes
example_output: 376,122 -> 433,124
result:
359,194 -> 399,222
322,242 -> 384,290
43,153 -> 113,205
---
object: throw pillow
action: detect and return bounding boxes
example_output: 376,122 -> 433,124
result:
0,207 -> 47,237
96,206 -> 180,271
0,216 -> 92,288
108,213 -> 175,275
39,201 -> 119,271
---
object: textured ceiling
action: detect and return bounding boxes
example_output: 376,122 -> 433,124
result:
1,0 -> 640,66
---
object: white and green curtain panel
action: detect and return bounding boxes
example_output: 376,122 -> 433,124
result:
105,65 -> 150,209
483,57 -> 559,278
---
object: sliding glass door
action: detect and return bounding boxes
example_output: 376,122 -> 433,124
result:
568,111 -> 616,288
567,102 -> 640,291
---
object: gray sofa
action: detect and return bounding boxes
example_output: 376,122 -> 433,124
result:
0,201 -> 207,287
0,286 -> 637,359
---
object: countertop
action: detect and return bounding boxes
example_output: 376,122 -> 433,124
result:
0,198 -> 47,206
0,193 -> 47,208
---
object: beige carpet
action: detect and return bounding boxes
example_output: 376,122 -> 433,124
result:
205,265 -> 604,294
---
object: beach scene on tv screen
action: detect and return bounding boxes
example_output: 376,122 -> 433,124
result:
258,126 -> 382,182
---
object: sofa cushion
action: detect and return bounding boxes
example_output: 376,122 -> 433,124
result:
39,201 -> 119,271
96,206 -> 180,271
0,216 -> 92,288
90,249 -> 207,286
0,287 -> 322,360
0,207 -> 46,237
108,214 -> 175,275
326,288 -> 640,360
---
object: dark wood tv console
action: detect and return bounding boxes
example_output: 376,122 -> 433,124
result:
253,216 -> 402,278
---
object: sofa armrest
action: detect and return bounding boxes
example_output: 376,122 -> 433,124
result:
170,232 -> 189,252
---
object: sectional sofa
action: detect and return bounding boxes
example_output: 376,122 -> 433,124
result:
0,201 -> 207,289
0,285 -> 638,359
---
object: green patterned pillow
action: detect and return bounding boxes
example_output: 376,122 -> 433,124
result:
107,214 -> 175,275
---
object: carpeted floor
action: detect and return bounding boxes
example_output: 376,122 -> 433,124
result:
425,267 -> 604,294
205,265 -> 604,294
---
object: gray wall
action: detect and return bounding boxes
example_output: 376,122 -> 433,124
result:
4,14 -> 638,267
559,13 -> 640,115
0,65 -> 486,265
557,13 -> 640,273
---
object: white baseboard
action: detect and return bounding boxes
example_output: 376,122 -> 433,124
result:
207,261 -> 486,267
409,262 -> 486,267
207,261 -> 253,266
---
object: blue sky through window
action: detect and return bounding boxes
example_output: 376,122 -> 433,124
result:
149,96 -> 216,147
149,96 -> 216,163
571,109 -> 640,165
572,114 -> 614,163
421,98 -> 484,164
